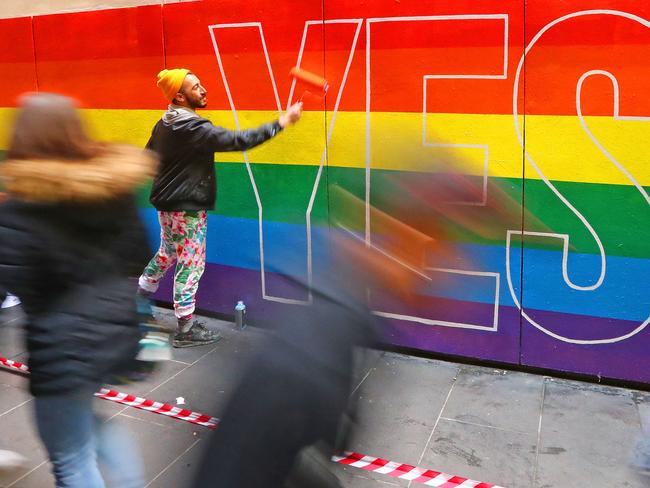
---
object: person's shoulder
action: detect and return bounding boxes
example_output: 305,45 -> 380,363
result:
189,117 -> 214,128
166,116 -> 211,132
0,199 -> 29,217
0,200 -> 37,236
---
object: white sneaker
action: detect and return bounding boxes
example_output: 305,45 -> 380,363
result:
0,449 -> 27,471
1,294 -> 20,309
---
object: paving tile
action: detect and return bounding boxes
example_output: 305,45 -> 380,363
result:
536,378 -> 645,488
0,396 -> 48,488
352,348 -> 383,392
11,412 -> 201,488
349,353 -> 459,458
335,464 -> 402,487
0,306 -> 26,329
0,368 -> 28,391
632,389 -> 650,433
103,356 -> 189,399
120,324 -> 265,426
420,417 -> 535,488
4,462 -> 53,488
0,384 -> 31,417
144,437 -> 206,488
96,359 -> 211,430
113,412 -> 202,485
443,365 -> 544,434
340,352 -> 459,487
5,310 -> 650,488
0,312 -> 26,360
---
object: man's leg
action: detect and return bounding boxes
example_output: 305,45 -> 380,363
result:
137,211 -> 178,295
171,210 -> 217,347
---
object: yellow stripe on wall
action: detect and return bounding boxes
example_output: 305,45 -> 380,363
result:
0,108 -> 648,186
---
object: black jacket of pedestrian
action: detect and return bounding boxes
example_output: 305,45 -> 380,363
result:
147,105 -> 283,211
0,145 -> 157,395
192,257 -> 380,488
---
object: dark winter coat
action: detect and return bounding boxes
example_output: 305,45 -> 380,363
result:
147,105 -> 283,211
0,145 -> 157,395
192,259 -> 380,488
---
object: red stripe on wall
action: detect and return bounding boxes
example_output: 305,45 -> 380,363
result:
0,0 -> 646,115
0,17 -> 38,106
31,5 -> 165,109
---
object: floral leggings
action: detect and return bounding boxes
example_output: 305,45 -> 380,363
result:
138,211 -> 207,318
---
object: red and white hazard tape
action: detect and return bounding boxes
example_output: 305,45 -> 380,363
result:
94,388 -> 218,429
1,356 -> 503,487
0,357 -> 218,429
0,357 -> 29,373
332,451 -> 504,487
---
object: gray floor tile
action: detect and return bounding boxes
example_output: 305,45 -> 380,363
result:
132,323 -> 267,421
335,464 -> 402,487
4,307 -> 650,488
0,314 -> 25,361
352,348 -> 383,391
0,385 -> 31,417
11,412 -> 201,488
5,462 -> 53,488
103,357 -> 189,399
0,397 -> 48,488
443,366 -> 544,434
114,413 -> 202,486
421,417 -> 535,488
535,378 -> 644,488
0,369 -> 28,392
144,437 -> 205,488
342,352 -> 459,487
632,389 -> 650,433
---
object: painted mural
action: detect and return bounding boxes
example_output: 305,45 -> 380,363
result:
0,0 -> 648,383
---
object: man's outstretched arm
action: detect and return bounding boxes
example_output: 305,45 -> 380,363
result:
201,101 -> 303,152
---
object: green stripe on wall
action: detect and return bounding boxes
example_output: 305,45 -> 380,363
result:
205,162 -> 650,259
4,148 -> 646,260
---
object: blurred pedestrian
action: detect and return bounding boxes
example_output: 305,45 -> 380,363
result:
0,92 -> 156,488
189,223 -> 432,487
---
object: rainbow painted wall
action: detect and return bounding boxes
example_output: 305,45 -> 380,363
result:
0,0 -> 648,383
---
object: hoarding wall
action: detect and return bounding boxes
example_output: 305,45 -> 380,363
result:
0,0 -> 648,383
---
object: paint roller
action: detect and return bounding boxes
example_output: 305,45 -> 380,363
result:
289,67 -> 329,103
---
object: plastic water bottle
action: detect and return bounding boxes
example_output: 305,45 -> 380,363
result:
235,300 -> 246,330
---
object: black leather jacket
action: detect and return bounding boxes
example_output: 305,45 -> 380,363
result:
147,105 -> 283,211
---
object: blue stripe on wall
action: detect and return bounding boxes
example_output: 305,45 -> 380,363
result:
140,208 -> 650,322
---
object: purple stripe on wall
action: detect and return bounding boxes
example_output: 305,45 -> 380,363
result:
520,309 -> 650,384
154,262 -> 650,383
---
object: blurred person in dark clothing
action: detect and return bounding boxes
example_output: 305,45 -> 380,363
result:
191,221 -> 429,488
0,93 -> 156,488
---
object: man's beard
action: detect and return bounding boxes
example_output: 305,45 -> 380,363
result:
188,97 -> 206,110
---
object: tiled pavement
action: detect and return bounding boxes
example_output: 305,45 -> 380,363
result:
1,305 -> 649,488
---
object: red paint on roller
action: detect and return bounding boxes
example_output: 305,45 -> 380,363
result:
289,67 -> 329,94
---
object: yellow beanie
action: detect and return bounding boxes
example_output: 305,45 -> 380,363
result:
156,68 -> 190,101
